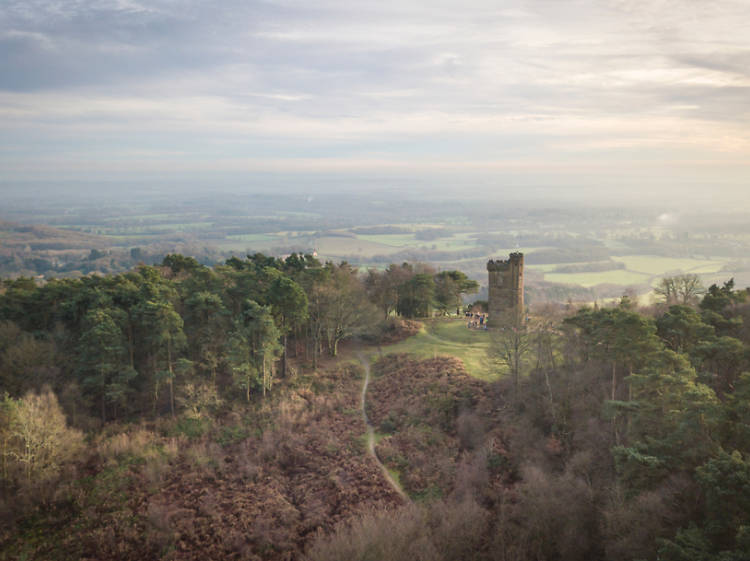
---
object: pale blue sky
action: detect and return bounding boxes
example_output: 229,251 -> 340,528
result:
2,0 -> 749,202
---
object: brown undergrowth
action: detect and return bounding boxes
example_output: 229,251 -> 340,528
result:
366,354 -> 511,500
1,362 -> 403,561
375,319 -> 423,345
306,355 -> 610,561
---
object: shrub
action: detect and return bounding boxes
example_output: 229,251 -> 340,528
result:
1,387 -> 84,487
306,498 -> 490,561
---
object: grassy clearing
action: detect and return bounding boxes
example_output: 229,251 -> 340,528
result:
613,255 -> 726,275
377,318 -> 494,380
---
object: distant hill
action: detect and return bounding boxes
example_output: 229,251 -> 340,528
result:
0,220 -> 108,251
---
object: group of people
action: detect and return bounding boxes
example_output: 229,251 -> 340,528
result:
465,311 -> 488,329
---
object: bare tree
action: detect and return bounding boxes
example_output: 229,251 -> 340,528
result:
2,387 -> 83,484
490,313 -> 531,405
675,274 -> 704,305
655,274 -> 704,306
654,277 -> 677,305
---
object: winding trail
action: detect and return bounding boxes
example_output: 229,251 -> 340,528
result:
358,353 -> 409,502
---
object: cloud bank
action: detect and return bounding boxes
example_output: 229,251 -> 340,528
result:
2,0 -> 749,200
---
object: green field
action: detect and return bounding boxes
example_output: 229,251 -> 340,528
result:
67,222 -> 216,236
527,263 -> 567,272
316,236 -> 403,258
226,233 -> 280,243
431,239 -> 478,251
612,255 -> 726,276
355,233 -> 477,252
538,255 -> 729,288
544,270 -> 652,287
377,318 -> 494,380
356,234 -> 419,247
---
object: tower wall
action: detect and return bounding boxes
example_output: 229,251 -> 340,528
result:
487,252 -> 524,327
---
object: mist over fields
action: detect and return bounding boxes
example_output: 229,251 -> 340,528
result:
2,183 -> 750,308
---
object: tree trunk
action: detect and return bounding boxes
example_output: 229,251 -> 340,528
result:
101,367 -> 106,423
612,362 -> 619,444
152,355 -> 159,417
168,338 -> 175,417
262,355 -> 267,398
127,322 -> 135,369
282,332 -> 288,378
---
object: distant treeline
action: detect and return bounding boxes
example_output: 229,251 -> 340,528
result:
0,245 -> 222,279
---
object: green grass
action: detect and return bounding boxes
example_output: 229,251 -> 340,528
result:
373,431 -> 390,445
532,255 -> 729,289
387,467 -> 403,490
613,255 -> 726,276
377,318 -> 495,380
544,269 -> 651,287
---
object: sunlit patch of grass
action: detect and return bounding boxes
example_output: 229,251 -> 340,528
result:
386,467 -> 403,489
376,318 -> 495,380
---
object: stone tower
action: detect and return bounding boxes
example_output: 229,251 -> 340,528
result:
487,252 -> 524,327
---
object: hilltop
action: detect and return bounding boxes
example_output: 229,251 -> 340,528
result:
2,253 -> 750,560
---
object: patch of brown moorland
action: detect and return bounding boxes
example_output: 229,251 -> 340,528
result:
0,220 -> 109,251
4,362 -> 404,561
367,354 -> 511,499
375,319 -> 423,345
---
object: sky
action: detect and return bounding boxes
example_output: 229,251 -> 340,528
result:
1,0 -> 750,202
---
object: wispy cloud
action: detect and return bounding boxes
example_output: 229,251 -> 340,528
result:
1,0 -> 749,197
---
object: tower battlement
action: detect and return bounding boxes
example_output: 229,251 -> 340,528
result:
487,252 -> 524,272
487,253 -> 524,327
